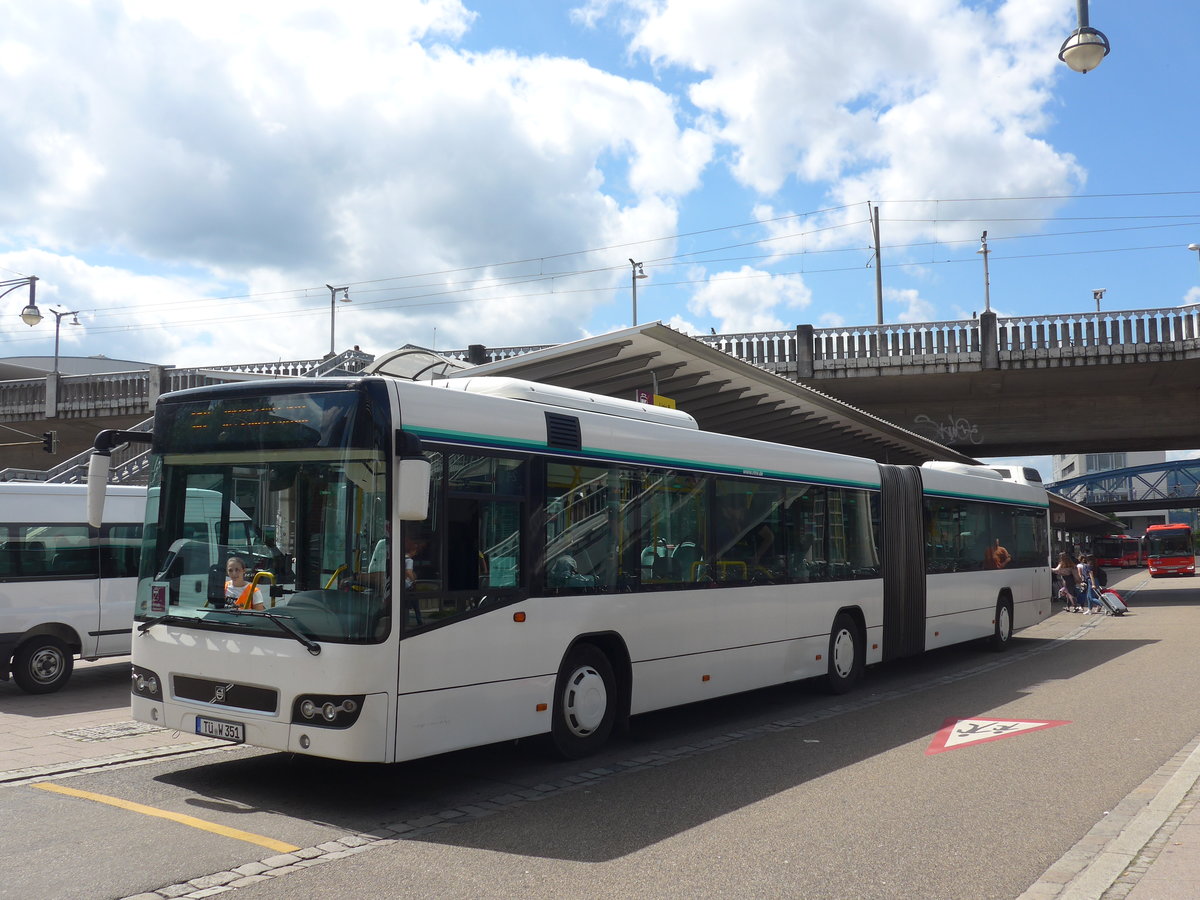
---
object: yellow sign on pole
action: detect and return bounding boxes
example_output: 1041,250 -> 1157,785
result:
635,389 -> 675,409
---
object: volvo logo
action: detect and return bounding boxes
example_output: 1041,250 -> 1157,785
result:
211,683 -> 236,704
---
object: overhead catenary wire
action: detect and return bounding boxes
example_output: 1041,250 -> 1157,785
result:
6,189 -> 1200,343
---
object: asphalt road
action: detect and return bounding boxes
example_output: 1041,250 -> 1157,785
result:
3,568 -> 1196,900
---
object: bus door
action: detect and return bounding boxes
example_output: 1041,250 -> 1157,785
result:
96,522 -> 142,656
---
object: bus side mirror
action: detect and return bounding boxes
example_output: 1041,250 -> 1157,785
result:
87,429 -> 153,528
396,458 -> 431,520
395,430 -> 430,521
87,452 -> 112,529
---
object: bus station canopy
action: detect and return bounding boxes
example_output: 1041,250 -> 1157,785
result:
371,323 -> 1119,534
1049,492 -> 1125,535
438,322 -> 979,467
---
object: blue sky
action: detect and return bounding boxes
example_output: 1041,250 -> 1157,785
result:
1,1 -> 1196,477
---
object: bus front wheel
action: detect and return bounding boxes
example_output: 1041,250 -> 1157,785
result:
13,636 -> 74,694
825,613 -> 863,695
990,598 -> 1014,652
551,644 -> 616,759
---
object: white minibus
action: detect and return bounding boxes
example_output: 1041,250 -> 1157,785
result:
1,483 -> 257,693
0,483 -> 146,693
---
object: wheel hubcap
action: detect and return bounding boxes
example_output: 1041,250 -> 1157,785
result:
562,665 -> 608,737
832,628 -> 855,678
30,647 -> 64,684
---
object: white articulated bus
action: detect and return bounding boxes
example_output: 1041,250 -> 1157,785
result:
88,375 -> 1051,762
0,482 -> 145,693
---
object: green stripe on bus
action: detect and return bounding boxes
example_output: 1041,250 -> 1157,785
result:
408,426 -> 881,491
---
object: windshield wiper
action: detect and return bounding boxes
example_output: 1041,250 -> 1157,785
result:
236,609 -> 322,656
137,614 -> 191,634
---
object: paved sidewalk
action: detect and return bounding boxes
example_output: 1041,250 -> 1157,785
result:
0,657 -> 221,785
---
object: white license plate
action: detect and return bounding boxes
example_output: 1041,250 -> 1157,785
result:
195,716 -> 245,743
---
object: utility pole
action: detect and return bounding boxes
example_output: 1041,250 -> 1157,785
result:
871,205 -> 883,324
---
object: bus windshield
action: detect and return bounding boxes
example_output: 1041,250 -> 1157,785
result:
1146,530 -> 1192,557
134,385 -> 392,644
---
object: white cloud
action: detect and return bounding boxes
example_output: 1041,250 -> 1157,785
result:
688,266 -> 811,332
0,2 -> 713,362
887,287 -> 935,324
628,0 -> 1082,249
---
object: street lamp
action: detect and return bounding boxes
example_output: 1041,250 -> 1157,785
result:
49,308 -> 80,375
326,284 -> 351,357
628,259 -> 647,325
1058,0 -> 1110,74
1093,289 -> 1106,313
976,231 -> 991,313
1,275 -> 41,326
1188,243 -> 1200,281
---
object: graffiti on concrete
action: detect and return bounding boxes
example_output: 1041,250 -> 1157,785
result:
913,414 -> 982,445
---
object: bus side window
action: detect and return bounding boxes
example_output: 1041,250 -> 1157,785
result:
52,546 -> 98,577
0,540 -> 17,578
16,526 -> 94,578
100,524 -> 143,578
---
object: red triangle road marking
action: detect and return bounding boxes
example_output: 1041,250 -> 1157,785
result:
926,717 -> 1071,755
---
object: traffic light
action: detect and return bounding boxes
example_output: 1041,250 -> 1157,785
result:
41,431 -> 57,454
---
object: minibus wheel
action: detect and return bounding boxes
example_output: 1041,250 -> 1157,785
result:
551,643 -> 616,759
13,636 -> 73,694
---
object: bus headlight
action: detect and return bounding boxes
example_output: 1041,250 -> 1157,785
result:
130,665 -> 162,699
291,694 -> 365,729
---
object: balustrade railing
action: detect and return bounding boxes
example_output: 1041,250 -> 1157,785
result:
695,330 -> 799,366
997,305 -> 1200,351
810,319 -> 979,362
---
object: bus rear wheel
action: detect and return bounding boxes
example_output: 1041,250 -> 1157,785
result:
825,613 -> 863,695
13,636 -> 73,694
551,644 -> 616,759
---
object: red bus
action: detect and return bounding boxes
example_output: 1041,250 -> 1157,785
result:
1144,524 -> 1195,578
1092,535 -> 1141,569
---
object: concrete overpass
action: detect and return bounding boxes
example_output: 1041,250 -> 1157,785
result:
690,304 -> 1200,458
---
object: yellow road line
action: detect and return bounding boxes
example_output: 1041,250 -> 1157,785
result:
32,782 -> 300,853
